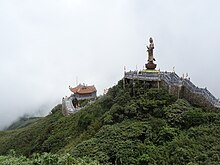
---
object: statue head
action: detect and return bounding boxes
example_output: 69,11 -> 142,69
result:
149,37 -> 153,43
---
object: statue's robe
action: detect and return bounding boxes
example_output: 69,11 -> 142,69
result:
148,43 -> 154,62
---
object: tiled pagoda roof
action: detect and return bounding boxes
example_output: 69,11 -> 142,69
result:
69,84 -> 96,94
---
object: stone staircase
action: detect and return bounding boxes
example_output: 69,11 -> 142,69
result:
124,71 -> 220,108
62,97 -> 79,116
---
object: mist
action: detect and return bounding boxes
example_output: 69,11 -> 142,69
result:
0,0 -> 220,129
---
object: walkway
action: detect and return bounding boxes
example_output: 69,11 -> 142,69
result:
124,71 -> 220,108
62,97 -> 80,116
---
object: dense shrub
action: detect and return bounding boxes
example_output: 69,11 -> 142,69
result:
1,79 -> 220,164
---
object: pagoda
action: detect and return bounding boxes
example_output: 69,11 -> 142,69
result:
69,84 -> 97,100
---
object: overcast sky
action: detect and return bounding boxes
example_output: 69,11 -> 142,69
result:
0,0 -> 220,129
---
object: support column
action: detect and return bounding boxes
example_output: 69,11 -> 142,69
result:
177,85 -> 182,99
123,77 -> 125,89
168,85 -> 171,94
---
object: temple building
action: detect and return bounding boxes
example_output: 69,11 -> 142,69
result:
69,84 -> 97,100
62,83 -> 97,116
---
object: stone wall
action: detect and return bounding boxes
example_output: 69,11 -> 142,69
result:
181,86 -> 213,108
159,80 -> 182,99
158,80 -> 212,108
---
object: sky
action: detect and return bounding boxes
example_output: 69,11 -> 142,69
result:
0,0 -> 220,129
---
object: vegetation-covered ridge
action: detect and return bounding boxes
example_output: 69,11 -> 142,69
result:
6,116 -> 42,130
1,79 -> 220,164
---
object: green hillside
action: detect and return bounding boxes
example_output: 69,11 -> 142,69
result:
0,79 -> 220,164
6,116 -> 42,130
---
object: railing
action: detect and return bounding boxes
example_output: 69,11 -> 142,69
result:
182,79 -> 219,106
159,73 -> 171,85
182,80 -> 200,93
124,71 -> 220,108
125,71 -> 160,81
159,72 -> 181,85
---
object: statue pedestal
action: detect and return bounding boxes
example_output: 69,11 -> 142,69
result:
146,62 -> 157,70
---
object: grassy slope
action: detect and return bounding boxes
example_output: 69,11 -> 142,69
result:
0,80 -> 220,164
